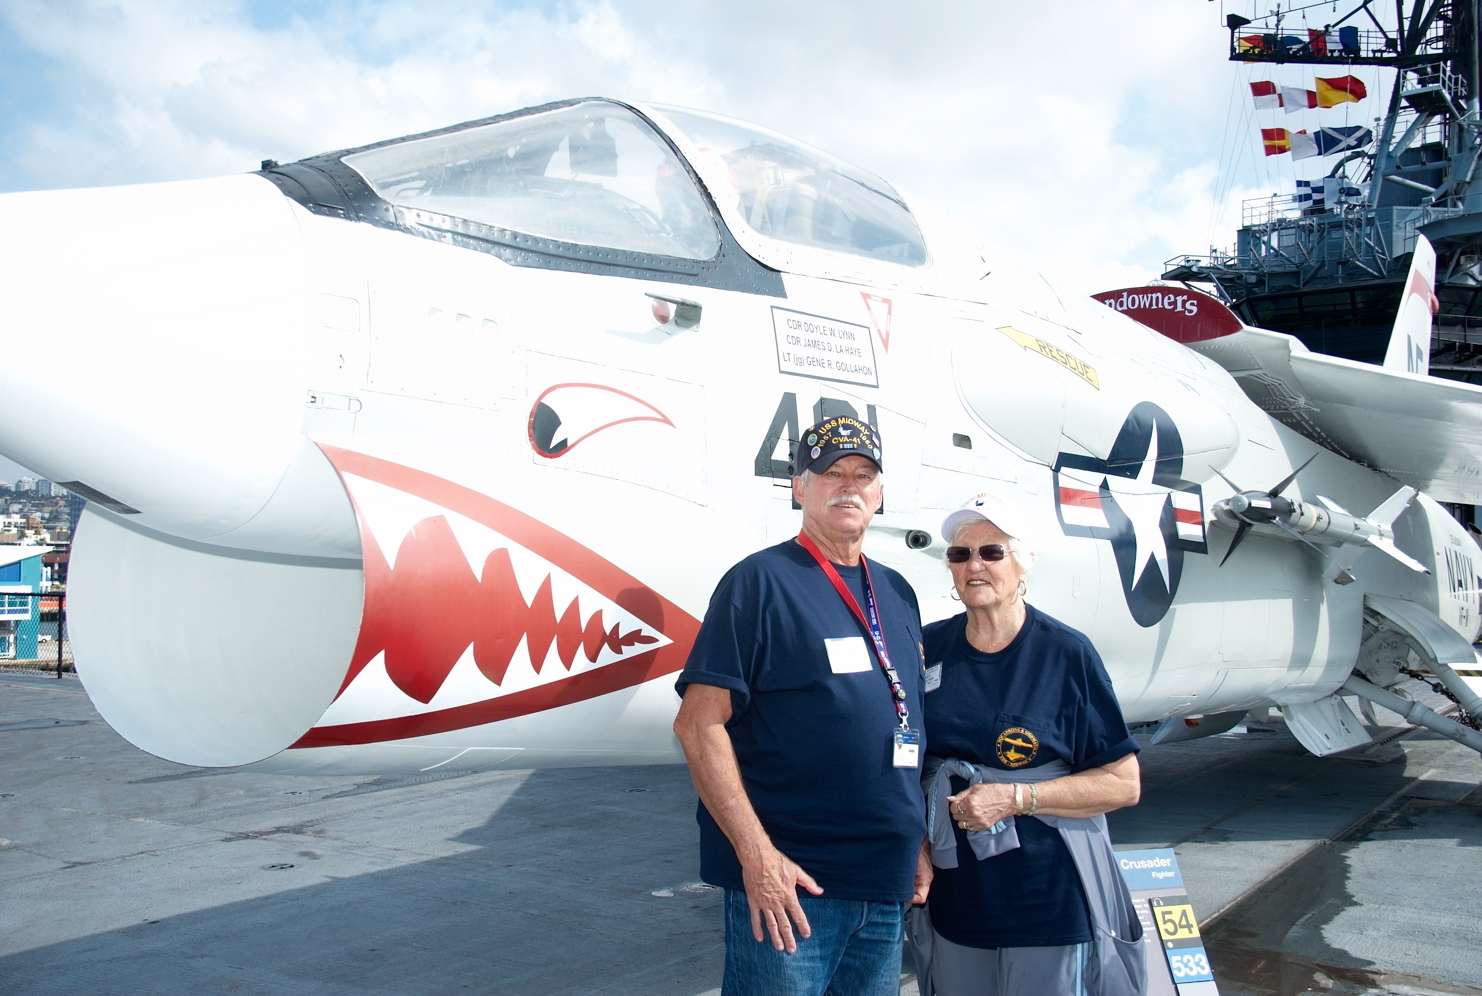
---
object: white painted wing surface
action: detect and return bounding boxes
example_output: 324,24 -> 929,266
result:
1187,325 -> 1482,504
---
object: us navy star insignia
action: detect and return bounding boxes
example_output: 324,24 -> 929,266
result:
1052,402 -> 1208,627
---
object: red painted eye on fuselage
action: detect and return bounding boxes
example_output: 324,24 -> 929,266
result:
528,383 -> 674,458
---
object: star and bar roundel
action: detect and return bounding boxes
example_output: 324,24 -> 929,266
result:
1053,402 -> 1208,627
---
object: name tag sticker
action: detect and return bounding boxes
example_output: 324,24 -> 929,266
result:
924,663 -> 942,693
893,728 -> 921,769
825,636 -> 872,674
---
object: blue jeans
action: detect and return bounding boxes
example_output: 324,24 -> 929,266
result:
721,889 -> 906,996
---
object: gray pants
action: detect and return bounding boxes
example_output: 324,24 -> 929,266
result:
929,930 -> 1091,996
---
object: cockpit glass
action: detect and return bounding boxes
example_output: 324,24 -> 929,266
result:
656,105 -> 927,266
342,101 -> 721,260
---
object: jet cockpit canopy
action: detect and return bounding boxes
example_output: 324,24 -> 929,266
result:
342,99 -> 720,261
652,104 -> 927,268
265,97 -> 927,291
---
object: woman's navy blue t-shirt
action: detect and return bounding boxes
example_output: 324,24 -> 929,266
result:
922,605 -> 1137,948
676,539 -> 927,902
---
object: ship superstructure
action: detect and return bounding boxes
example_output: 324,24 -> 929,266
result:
1166,0 -> 1482,381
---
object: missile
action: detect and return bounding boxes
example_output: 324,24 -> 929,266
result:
1213,480 -> 1428,583
1218,490 -> 1391,547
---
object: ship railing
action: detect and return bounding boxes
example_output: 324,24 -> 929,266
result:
1242,194 -> 1305,227
1231,24 -> 1392,64
1391,102 -> 1451,147
1159,251 -> 1258,291
1417,202 -> 1467,227
1162,249 -> 1242,274
1229,16 -> 1446,68
1166,202 -> 1439,285
1242,213 -> 1343,272
1400,62 -> 1466,109
1435,320 -> 1482,346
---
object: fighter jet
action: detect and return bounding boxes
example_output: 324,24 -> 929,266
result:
2,97 -> 1479,773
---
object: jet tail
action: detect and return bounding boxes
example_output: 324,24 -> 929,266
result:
1382,235 -> 1438,374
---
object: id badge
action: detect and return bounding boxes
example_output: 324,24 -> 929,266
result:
892,728 -> 921,769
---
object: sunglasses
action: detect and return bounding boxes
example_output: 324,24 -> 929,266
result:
945,544 -> 1009,564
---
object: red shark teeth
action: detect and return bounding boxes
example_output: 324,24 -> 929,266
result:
340,515 -> 655,705
295,445 -> 696,749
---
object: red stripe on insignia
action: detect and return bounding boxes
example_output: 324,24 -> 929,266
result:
1058,486 -> 1102,509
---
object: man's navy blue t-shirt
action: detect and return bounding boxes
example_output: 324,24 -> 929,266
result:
676,539 -> 927,903
922,605 -> 1138,948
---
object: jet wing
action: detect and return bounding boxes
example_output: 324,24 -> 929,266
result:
1185,325 -> 1482,504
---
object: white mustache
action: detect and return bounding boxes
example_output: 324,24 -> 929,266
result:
829,495 -> 864,508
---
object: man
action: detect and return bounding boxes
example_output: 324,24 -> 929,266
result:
673,416 -> 929,996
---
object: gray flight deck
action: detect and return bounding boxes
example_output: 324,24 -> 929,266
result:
2,670 -> 1480,996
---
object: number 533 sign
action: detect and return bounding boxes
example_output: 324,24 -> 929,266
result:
1151,898 -> 1215,984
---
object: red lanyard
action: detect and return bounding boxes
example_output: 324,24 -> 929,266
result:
796,531 -> 911,729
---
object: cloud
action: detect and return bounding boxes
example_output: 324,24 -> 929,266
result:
0,0 -> 1256,290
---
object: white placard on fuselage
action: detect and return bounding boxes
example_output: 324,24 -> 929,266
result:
771,307 -> 878,387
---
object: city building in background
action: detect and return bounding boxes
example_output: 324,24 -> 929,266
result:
0,545 -> 53,659
0,477 -> 82,545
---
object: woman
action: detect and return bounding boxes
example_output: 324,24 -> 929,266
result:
912,493 -> 1145,996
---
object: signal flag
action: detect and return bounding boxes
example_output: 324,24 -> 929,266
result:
1316,76 -> 1368,106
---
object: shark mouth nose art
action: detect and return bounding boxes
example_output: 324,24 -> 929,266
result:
299,446 -> 699,748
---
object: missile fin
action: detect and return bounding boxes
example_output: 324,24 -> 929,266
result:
1219,520 -> 1252,567
1269,453 -> 1319,498
1214,468 -> 1245,494
1323,543 -> 1365,583
1367,486 -> 1418,528
1313,494 -> 1350,516
1367,534 -> 1431,574
1272,517 -> 1325,553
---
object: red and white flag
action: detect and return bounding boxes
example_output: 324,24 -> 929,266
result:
1281,87 -> 1318,112
1250,81 -> 1281,110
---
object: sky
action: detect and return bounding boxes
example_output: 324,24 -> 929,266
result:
0,0 -> 1397,484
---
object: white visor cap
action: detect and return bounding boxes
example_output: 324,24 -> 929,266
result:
940,492 -> 1031,546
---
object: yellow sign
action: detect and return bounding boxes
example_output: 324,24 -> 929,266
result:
1154,903 -> 1202,941
998,326 -> 1100,389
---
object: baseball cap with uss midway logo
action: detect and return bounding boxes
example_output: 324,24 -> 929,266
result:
792,417 -> 883,476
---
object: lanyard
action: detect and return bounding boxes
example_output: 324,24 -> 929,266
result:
796,531 -> 911,729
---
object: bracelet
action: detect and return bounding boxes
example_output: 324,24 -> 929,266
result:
1026,782 -> 1039,816
1012,783 -> 1024,815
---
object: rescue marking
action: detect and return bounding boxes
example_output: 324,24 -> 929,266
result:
998,326 -> 1099,389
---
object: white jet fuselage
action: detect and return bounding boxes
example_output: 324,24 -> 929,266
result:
1,99 -> 1474,773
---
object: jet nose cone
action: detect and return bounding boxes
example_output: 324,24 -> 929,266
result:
0,174 -> 312,540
